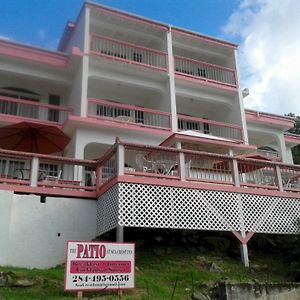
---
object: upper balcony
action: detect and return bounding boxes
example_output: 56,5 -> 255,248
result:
172,28 -> 238,90
174,55 -> 237,88
90,33 -> 168,72
0,94 -> 73,125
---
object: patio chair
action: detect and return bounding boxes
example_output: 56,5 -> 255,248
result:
135,154 -> 153,172
45,170 -> 62,183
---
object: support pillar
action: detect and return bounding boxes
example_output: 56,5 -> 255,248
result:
230,150 -> 250,267
30,156 -> 39,187
117,144 -> 125,176
166,27 -> 177,132
116,225 -> 124,243
176,142 -> 185,181
240,231 -> 249,267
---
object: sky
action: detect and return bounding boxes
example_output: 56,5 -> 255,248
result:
0,0 -> 299,116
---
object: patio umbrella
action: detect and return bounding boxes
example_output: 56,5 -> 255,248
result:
0,122 -> 70,154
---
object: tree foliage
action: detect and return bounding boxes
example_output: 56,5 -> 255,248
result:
286,113 -> 300,164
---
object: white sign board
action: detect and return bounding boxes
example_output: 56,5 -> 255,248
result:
65,241 -> 135,291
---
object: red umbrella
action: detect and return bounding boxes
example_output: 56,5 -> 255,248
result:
0,122 -> 70,154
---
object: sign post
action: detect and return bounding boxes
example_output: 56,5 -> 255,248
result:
65,241 -> 135,293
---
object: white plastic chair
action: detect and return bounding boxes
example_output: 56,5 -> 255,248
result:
45,170 -> 62,182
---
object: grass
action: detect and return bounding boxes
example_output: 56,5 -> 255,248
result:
0,244 -> 293,300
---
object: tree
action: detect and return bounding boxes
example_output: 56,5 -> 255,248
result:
286,114 -> 300,164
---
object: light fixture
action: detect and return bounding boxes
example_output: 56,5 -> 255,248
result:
242,88 -> 249,98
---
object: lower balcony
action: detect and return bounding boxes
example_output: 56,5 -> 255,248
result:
87,98 -> 171,131
1,142 -> 300,238
1,141 -> 299,198
0,149 -> 97,198
0,95 -> 72,125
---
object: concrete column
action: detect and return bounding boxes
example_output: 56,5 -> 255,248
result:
166,27 -> 177,132
275,164 -> 284,191
277,134 -> 288,163
229,149 -> 240,187
30,156 -> 39,187
79,7 -> 90,117
176,142 -> 186,180
116,225 -> 124,242
234,50 -> 249,144
117,144 -> 125,176
240,230 -> 249,267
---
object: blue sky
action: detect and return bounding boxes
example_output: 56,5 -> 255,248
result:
0,0 -> 239,50
1,0 -> 300,116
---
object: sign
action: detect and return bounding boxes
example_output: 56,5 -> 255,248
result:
65,241 -> 135,291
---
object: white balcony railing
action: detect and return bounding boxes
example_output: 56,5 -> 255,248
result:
0,95 -> 72,124
88,98 -> 171,130
174,55 -> 237,87
178,114 -> 243,142
90,33 -> 168,71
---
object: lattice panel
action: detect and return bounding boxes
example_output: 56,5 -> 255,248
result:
241,194 -> 300,234
96,185 -> 119,235
96,183 -> 300,235
118,184 -> 242,231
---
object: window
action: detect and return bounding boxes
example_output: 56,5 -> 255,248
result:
39,163 -> 59,177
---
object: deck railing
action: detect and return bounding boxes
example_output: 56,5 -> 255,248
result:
1,143 -> 300,197
117,142 -> 300,193
0,149 -> 97,197
90,33 -> 167,71
0,95 -> 73,124
88,98 -> 171,130
178,114 -> 243,141
174,55 -> 237,87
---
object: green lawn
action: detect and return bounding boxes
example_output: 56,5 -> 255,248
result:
0,246 -> 292,300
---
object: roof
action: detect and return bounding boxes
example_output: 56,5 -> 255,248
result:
58,1 -> 238,52
245,109 -> 295,129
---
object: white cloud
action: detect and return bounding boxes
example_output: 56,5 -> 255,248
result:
224,0 -> 300,116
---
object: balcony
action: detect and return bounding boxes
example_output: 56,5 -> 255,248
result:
174,55 -> 237,88
257,149 -> 281,161
178,114 -> 243,142
103,142 -> 300,194
87,98 -> 171,131
90,33 -> 168,71
0,95 -> 73,125
0,149 -> 96,198
1,142 -> 300,200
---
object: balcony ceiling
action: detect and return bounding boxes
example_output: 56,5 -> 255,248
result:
91,11 -> 165,50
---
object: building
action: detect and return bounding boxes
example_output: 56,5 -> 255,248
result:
0,2 -> 300,269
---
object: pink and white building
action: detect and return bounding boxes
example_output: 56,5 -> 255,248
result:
0,2 -> 300,268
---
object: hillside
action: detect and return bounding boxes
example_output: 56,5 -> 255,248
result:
0,229 -> 297,300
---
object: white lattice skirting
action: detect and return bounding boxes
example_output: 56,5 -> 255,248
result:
96,183 -> 300,235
